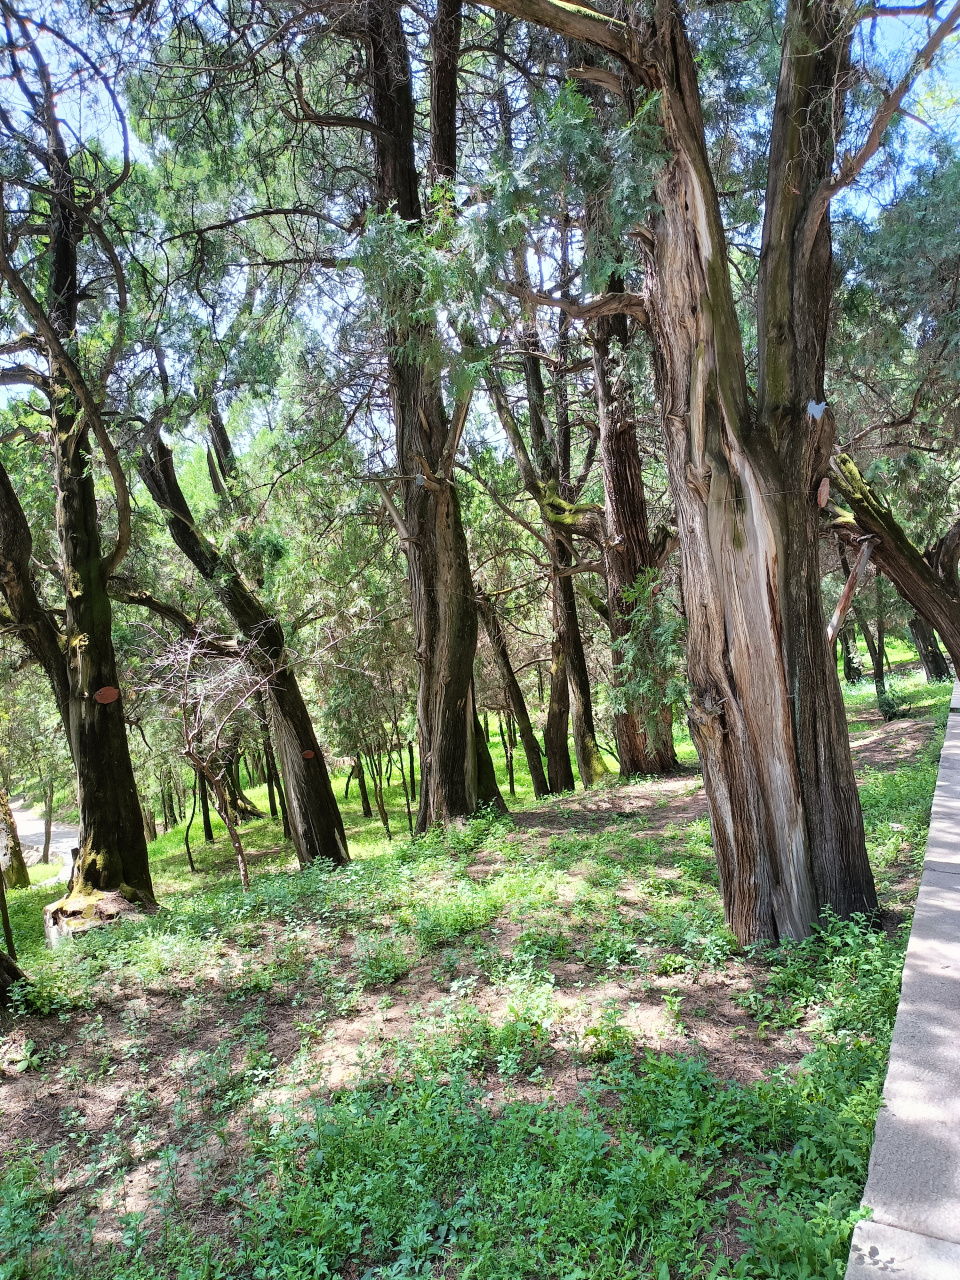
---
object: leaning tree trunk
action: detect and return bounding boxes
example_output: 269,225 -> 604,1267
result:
593,309 -> 678,776
477,591 -> 549,797
0,789 -> 29,891
832,453 -> 960,673
139,438 -> 348,866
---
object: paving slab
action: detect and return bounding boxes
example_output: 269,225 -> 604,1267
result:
848,1221 -> 960,1277
847,686 -> 960,1275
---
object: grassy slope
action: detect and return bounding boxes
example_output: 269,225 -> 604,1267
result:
0,670 -> 950,1280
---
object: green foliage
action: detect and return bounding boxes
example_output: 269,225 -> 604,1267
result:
614,570 -> 688,723
352,933 -> 413,988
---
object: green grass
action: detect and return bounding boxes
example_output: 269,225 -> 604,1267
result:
0,663 -> 948,1279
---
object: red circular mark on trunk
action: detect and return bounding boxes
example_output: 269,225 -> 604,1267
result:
94,686 -> 120,704
301,749 -> 315,759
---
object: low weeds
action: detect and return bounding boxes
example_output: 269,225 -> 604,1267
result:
0,689 -> 943,1280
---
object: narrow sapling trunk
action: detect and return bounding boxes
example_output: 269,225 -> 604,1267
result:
839,626 -> 864,684
42,780 -> 53,865
499,717 -> 515,796
199,770 -> 215,842
477,591 -> 549,797
556,569 -> 608,788
201,763 -> 250,891
354,755 -> 374,819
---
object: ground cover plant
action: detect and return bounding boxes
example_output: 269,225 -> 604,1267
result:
0,670 -> 947,1279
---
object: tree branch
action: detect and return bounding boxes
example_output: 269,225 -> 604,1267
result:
801,0 -> 960,260
500,279 -> 648,323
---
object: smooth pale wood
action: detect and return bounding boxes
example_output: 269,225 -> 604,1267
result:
827,539 -> 876,644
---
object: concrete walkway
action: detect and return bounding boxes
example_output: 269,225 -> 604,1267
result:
9,799 -> 76,883
847,683 -> 960,1276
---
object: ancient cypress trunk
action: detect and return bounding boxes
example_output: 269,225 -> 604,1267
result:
592,311 -> 678,777
477,591 -> 549,797
633,2 -> 874,940
2,457 -> 154,917
140,439 -> 348,866
0,790 -> 29,891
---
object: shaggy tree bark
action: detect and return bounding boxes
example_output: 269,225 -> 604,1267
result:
140,438 -> 348,866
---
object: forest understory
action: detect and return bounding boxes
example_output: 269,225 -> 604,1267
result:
0,667 -> 946,1280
